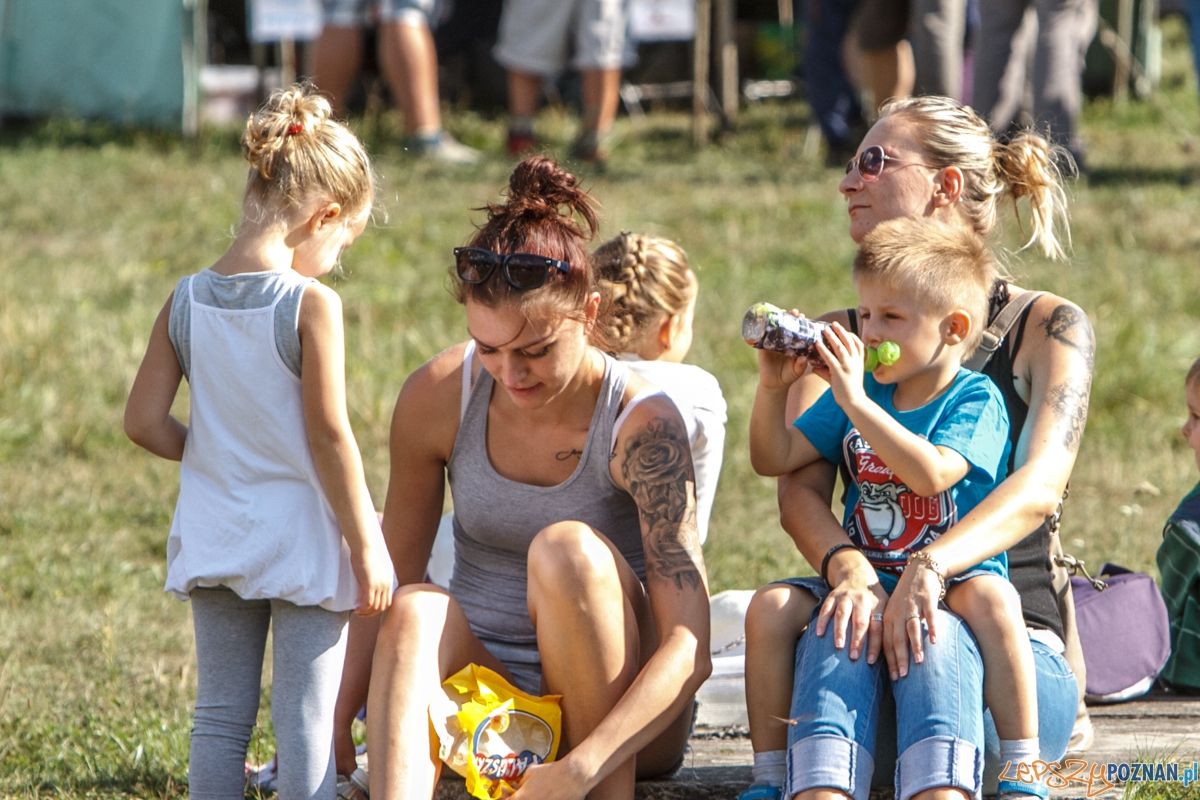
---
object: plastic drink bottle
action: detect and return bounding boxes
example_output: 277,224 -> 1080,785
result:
742,302 -> 900,369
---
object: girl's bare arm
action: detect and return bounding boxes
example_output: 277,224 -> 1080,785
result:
299,283 -> 392,615
124,294 -> 187,460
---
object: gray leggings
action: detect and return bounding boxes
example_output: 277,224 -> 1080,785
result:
189,587 -> 349,800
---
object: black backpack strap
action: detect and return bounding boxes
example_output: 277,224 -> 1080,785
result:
964,290 -> 1045,372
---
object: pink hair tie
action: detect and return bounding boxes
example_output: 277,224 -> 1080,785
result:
286,122 -> 303,136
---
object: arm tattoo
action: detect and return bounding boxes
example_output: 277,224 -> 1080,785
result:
1042,305 -> 1096,371
1047,379 -> 1090,453
621,417 -> 704,591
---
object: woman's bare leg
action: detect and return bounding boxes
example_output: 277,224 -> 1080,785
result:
365,585 -> 510,800
333,613 -> 380,776
745,584 -> 818,753
528,522 -> 645,800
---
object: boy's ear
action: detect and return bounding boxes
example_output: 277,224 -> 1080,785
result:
944,310 -> 971,345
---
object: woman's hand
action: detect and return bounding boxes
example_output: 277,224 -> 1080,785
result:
510,759 -> 589,800
814,549 -> 890,664
881,562 -> 942,680
814,322 -> 867,412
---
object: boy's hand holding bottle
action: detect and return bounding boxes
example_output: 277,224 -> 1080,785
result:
743,303 -> 899,395
814,322 -> 870,413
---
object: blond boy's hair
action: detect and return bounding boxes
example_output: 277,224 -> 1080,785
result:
853,217 -> 999,354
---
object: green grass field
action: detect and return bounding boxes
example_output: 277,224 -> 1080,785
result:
5,17 -> 1200,798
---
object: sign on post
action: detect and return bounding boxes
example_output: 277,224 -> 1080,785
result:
249,0 -> 323,43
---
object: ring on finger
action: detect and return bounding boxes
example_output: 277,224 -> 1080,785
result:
905,613 -> 920,622
871,613 -> 884,622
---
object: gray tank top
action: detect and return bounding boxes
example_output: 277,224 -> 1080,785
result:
447,350 -> 645,656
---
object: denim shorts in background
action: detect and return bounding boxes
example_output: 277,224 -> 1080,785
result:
322,0 -> 437,28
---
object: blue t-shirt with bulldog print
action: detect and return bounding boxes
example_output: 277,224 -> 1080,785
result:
795,368 -> 1011,592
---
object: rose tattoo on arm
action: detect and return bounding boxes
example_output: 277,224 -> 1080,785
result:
621,416 -> 704,591
1048,380 -> 1090,453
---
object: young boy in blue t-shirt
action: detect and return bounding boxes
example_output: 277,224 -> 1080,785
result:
749,216 -> 1042,795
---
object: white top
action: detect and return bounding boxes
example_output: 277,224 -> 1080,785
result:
619,355 -> 728,544
164,270 -> 367,611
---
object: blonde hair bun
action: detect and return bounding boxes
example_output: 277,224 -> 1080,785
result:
239,83 -> 374,218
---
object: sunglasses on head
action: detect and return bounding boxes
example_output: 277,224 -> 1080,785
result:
453,247 -> 571,290
845,145 -> 933,180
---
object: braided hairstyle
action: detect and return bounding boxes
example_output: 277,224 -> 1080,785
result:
878,96 -> 1071,261
455,156 -> 600,321
592,233 -> 696,355
241,83 -> 375,222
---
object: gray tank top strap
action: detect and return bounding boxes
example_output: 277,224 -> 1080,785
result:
446,350 -> 644,661
167,269 -> 307,380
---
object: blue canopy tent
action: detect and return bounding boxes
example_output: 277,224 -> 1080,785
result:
0,0 -> 198,130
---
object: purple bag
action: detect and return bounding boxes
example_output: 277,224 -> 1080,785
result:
1071,563 -> 1171,703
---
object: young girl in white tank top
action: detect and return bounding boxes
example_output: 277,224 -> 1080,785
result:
124,85 -> 393,799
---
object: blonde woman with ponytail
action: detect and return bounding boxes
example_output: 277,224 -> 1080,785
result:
742,95 -> 1094,800
124,84 -> 393,798
592,232 -> 728,544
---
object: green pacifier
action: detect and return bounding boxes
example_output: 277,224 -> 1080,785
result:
864,341 -> 901,372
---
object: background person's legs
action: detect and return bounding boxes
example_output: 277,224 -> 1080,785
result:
506,71 -> 544,154
1030,0 -> 1098,170
805,0 -> 867,159
851,0 -> 914,111
570,0 -> 629,162
973,0 -> 1036,133
494,0 -> 574,154
912,0 -> 967,98
311,25 -> 366,117
378,2 -> 481,162
576,68 -> 622,161
379,19 -> 442,136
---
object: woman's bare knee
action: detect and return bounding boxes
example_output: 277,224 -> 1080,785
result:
747,584 -> 817,642
375,585 -> 453,652
528,521 -> 629,603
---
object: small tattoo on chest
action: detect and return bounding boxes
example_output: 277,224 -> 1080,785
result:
556,449 -> 584,461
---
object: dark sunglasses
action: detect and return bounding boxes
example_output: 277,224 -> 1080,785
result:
453,247 -> 571,290
845,145 -> 933,180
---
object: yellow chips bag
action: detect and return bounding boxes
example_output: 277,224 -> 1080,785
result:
429,664 -> 562,800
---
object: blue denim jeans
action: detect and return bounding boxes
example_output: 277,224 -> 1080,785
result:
981,639 -> 1077,792
787,607 -> 986,800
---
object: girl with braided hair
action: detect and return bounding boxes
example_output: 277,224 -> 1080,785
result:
124,84 -> 394,798
592,232 -> 727,544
